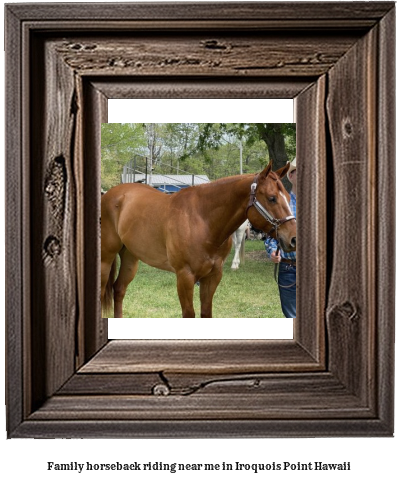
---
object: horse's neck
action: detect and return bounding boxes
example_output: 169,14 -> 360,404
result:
199,175 -> 253,245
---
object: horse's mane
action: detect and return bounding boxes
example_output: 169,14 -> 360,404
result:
208,173 -> 252,186
175,169 -> 284,198
175,173 -> 252,196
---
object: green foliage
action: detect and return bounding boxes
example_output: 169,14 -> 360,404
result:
197,123 -> 296,166
101,123 -> 296,188
101,123 -> 146,190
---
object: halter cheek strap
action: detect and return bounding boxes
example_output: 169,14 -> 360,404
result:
247,174 -> 296,290
246,174 -> 296,235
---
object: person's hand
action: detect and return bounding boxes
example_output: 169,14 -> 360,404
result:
270,251 -> 281,264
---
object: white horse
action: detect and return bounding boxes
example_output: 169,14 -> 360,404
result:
231,220 -> 249,270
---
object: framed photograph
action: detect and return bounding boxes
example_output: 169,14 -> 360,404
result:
102,112 -> 296,337
5,2 -> 395,437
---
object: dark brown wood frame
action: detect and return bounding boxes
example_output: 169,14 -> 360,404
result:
5,2 -> 395,438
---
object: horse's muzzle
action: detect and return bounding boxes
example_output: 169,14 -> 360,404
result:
280,236 -> 296,253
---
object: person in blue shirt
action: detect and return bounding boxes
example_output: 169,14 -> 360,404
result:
264,158 -> 297,318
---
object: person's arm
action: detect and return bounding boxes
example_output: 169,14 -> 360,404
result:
264,237 -> 281,263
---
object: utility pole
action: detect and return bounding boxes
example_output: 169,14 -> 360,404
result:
148,123 -> 154,186
239,139 -> 243,174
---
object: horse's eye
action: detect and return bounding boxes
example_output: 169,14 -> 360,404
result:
269,196 -> 277,203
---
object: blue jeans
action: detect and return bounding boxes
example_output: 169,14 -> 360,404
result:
278,263 -> 296,318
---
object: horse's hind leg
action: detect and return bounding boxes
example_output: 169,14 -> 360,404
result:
231,226 -> 246,270
231,233 -> 240,270
199,268 -> 223,318
101,248 -> 122,316
113,248 -> 139,318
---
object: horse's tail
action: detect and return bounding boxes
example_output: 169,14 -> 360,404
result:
102,258 -> 116,316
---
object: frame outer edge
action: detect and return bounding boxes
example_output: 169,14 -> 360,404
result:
5,2 -> 395,438
5,6 -> 25,437
5,2 -> 395,22
376,6 -> 395,434
11,418 -> 394,439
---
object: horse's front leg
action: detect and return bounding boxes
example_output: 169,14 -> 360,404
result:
199,267 -> 223,318
176,269 -> 196,318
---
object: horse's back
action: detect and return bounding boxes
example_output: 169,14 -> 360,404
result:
102,182 -> 165,206
102,183 -> 169,221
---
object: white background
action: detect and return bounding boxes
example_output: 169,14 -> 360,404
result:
1,1 -> 398,486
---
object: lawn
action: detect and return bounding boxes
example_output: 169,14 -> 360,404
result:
106,239 -> 284,318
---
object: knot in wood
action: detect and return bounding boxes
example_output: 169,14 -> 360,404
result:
152,383 -> 170,396
45,181 -> 56,196
44,236 -> 61,259
201,39 -> 227,50
83,44 -> 97,51
342,119 -> 353,138
340,301 -> 358,321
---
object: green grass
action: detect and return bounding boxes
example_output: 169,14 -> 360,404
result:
107,240 -> 284,318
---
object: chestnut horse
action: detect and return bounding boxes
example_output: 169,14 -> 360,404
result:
101,162 -> 296,318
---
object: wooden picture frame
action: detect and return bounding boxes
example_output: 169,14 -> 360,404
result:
5,2 -> 395,438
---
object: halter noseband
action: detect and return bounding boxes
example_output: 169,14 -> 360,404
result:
246,174 -> 295,237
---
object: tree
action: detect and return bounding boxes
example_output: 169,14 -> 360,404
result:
161,123 -> 200,174
100,123 -> 296,190
254,123 -> 296,169
196,123 -> 296,170
101,123 -> 146,190
193,123 -> 295,188
143,123 -> 163,170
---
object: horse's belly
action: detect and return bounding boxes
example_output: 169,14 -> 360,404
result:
117,193 -> 175,271
126,242 -> 174,271
139,253 -> 175,273
123,237 -> 174,273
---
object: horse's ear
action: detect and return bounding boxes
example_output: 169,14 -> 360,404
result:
274,162 -> 291,180
259,160 -> 273,180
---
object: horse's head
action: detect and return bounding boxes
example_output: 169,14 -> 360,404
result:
247,161 -> 296,252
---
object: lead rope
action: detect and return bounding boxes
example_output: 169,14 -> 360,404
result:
273,227 -> 296,289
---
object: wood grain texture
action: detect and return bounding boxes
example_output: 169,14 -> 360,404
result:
61,371 -> 358,398
326,26 -> 377,404
14,418 -> 391,439
54,34 -> 360,78
87,75 -> 326,371
5,4 -> 25,436
30,391 -> 371,421
80,81 -> 108,364
7,2 -> 394,22
30,36 -> 78,408
295,75 -> 327,362
375,5 -> 396,431
33,372 -> 374,423
91,79 -> 311,99
59,372 -> 163,396
79,340 -> 321,374
5,2 -> 395,438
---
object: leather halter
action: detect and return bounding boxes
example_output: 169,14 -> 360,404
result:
246,173 -> 296,290
246,174 -> 295,236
